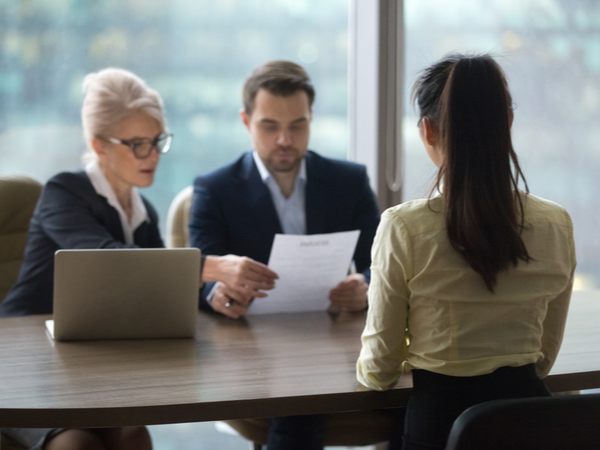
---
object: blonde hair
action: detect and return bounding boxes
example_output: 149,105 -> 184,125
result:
81,68 -> 166,163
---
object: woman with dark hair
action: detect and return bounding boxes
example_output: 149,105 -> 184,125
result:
357,54 -> 576,450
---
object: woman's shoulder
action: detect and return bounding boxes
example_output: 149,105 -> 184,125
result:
46,170 -> 92,191
40,171 -> 97,201
521,192 -> 572,227
383,196 -> 445,236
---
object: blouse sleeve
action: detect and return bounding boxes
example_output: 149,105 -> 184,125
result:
357,208 -> 412,390
535,210 -> 577,378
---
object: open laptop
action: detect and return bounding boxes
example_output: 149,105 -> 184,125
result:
46,248 -> 200,341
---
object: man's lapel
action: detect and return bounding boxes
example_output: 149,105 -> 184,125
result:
305,151 -> 333,235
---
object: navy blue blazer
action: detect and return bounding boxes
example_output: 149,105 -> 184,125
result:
0,171 -> 163,317
189,150 -> 381,311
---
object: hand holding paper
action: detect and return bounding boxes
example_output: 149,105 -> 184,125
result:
247,230 -> 361,315
329,273 -> 368,312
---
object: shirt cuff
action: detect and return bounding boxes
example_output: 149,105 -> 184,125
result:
206,282 -> 219,305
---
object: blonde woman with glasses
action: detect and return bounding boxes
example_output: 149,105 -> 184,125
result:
1,68 -> 276,449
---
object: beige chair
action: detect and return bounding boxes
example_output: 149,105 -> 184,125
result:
0,174 -> 42,303
0,174 -> 41,449
166,185 -> 194,248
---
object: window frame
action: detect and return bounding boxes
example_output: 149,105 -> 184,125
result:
348,0 -> 404,211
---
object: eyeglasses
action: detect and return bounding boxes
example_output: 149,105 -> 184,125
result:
105,133 -> 173,159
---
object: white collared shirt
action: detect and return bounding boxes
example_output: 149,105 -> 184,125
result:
85,160 -> 149,244
252,151 -> 306,235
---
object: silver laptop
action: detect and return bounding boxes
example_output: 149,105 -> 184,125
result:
46,248 -> 200,341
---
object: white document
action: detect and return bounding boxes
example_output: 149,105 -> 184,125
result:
247,230 -> 361,315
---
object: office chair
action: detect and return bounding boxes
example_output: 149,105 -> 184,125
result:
0,174 -> 42,303
166,185 -> 194,248
445,393 -> 600,450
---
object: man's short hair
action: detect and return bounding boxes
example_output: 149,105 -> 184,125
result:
242,61 -> 316,115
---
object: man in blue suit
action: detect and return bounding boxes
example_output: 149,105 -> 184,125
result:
189,61 -> 381,449
190,60 -> 380,319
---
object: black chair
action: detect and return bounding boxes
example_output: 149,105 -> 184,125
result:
445,393 -> 600,450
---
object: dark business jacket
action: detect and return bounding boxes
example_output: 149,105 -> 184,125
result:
189,150 -> 380,311
0,171 -> 163,317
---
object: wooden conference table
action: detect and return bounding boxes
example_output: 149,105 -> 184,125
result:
0,290 -> 599,429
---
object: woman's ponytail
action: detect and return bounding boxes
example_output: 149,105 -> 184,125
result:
413,54 -> 530,292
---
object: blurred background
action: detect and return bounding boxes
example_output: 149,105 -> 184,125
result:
0,0 -> 349,229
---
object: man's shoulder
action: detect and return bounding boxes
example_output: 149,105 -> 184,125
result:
305,150 -> 367,178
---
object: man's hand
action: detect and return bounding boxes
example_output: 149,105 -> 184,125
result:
203,255 -> 278,303
328,273 -> 368,312
209,282 -> 250,319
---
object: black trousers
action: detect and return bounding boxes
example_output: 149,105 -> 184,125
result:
397,364 -> 551,450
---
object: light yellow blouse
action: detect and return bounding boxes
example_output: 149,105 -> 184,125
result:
357,192 -> 576,391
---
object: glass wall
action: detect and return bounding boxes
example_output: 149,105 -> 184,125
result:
0,0 -> 349,231
403,0 -> 600,289
3,0 -> 598,288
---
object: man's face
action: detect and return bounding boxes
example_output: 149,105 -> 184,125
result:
241,88 -> 312,174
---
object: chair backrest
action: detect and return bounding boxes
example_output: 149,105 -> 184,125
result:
166,185 -> 194,248
445,393 -> 600,450
0,175 -> 42,303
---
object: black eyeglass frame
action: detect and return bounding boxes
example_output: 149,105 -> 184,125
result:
105,133 -> 173,159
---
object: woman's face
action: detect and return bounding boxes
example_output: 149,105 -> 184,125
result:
96,113 -> 162,190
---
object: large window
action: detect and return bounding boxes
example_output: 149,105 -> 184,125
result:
0,0 -> 349,231
3,0 -> 598,290
402,0 -> 600,290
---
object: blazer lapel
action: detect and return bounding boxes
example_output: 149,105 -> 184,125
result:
305,152 -> 333,235
81,171 -> 127,243
100,196 -> 127,242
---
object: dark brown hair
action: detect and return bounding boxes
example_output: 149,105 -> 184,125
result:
242,60 -> 315,115
412,53 -> 531,292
